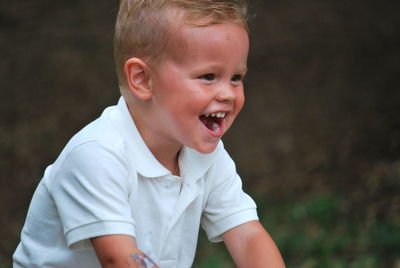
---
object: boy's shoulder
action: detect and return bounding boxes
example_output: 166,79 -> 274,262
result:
44,100 -> 134,189
62,96 -> 139,155
49,100 -> 128,173
63,104 -> 124,155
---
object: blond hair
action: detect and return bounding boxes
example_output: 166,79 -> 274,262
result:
114,0 -> 248,90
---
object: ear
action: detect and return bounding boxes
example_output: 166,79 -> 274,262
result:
124,58 -> 153,100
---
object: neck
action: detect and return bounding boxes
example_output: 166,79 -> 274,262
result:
127,101 -> 181,175
151,145 -> 181,176
140,127 -> 181,174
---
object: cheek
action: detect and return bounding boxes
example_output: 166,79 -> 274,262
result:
235,90 -> 245,113
183,88 -> 212,109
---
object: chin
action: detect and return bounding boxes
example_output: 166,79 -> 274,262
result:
191,141 -> 219,155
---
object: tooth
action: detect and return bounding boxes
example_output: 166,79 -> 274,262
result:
205,114 -> 210,117
211,113 -> 217,117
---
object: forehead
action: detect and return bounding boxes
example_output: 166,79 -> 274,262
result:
167,22 -> 249,65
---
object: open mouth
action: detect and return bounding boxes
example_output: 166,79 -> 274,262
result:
199,112 -> 226,132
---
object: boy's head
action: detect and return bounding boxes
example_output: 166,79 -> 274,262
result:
114,0 -> 249,154
114,0 -> 249,91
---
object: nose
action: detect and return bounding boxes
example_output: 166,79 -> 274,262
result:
215,82 -> 240,104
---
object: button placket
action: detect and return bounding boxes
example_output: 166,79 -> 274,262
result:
157,176 -> 201,258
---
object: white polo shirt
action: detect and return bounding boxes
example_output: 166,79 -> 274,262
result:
13,97 -> 258,268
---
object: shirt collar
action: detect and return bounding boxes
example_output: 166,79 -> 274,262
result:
109,96 -> 220,180
179,145 -> 220,182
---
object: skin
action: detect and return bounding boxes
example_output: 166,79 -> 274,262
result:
92,21 -> 285,268
124,22 -> 247,173
91,235 -> 159,268
223,221 -> 286,268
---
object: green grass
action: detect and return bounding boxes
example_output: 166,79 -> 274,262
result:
193,194 -> 400,267
193,229 -> 234,268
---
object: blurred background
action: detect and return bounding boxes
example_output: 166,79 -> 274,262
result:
1,0 -> 399,267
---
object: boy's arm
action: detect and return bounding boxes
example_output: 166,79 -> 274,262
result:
91,234 -> 159,268
222,220 -> 285,268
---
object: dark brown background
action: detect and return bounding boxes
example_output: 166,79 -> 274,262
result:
1,0 -> 399,266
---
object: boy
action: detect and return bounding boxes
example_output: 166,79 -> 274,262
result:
14,0 -> 285,267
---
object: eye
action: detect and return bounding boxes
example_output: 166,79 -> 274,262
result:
199,74 -> 216,81
231,74 -> 243,82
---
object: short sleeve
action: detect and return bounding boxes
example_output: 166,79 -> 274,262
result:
50,141 -> 136,248
201,149 -> 258,242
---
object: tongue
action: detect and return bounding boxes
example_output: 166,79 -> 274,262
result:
200,116 -> 220,132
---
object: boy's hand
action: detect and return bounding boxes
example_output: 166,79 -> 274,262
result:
222,220 -> 285,268
91,234 -> 159,268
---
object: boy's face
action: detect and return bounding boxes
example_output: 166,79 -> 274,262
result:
144,22 -> 249,154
